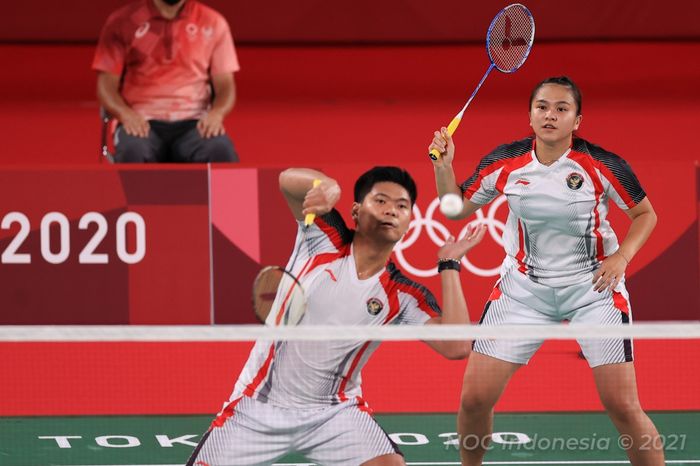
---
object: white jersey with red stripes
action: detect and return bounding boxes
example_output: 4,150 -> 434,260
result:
462,136 -> 646,287
226,210 -> 440,410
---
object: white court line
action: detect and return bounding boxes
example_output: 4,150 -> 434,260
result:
477,462 -> 700,465
66,461 -> 700,466
273,462 -> 700,466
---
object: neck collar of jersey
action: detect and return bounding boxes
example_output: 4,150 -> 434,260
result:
146,0 -> 194,20
532,139 -> 573,166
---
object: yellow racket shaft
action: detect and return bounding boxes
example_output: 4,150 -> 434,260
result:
304,179 -> 322,226
429,115 -> 462,160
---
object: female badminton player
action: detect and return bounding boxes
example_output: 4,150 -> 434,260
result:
429,76 -> 663,466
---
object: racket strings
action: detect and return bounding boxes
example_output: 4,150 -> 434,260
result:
488,6 -> 534,72
252,266 -> 307,326
252,267 -> 285,322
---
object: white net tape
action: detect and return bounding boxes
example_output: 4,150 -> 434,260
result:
2,322 -> 699,342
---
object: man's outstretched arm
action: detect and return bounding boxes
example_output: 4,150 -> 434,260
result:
424,224 -> 487,359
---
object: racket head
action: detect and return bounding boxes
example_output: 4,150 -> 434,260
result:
486,3 -> 535,73
252,265 -> 307,326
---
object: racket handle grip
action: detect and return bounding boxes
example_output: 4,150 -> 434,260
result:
304,179 -> 322,226
428,116 -> 462,160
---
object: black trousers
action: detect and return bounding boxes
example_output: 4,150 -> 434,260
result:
114,119 -> 238,163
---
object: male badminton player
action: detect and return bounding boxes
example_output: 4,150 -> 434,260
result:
187,166 -> 486,466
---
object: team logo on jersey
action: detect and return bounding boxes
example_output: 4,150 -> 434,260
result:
566,172 -> 584,190
202,26 -> 214,39
324,269 -> 337,282
366,297 -> 384,315
135,22 -> 150,39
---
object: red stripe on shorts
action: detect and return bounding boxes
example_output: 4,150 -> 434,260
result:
612,291 -> 630,315
488,282 -> 502,301
356,396 -> 374,414
211,396 -> 243,428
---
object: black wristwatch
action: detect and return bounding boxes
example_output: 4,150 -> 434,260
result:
437,258 -> 461,273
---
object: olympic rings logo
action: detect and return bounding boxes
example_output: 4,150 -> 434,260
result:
393,195 -> 508,278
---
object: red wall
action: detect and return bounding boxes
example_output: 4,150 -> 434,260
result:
1,163 -> 698,324
0,167 -> 212,324
1,41 -> 699,168
2,0 -> 700,43
2,340 -> 698,415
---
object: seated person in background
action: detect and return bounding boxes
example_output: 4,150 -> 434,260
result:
93,0 -> 239,163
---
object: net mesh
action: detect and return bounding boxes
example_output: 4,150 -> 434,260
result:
487,4 -> 534,72
1,323 -> 698,465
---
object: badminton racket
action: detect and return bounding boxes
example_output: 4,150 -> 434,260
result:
429,3 -> 535,160
251,179 -> 321,325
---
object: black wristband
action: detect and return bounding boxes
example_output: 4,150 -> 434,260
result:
437,258 -> 461,273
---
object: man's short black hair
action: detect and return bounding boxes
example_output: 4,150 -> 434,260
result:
354,166 -> 417,205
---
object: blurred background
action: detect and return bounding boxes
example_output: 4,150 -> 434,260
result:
1,0 -> 698,325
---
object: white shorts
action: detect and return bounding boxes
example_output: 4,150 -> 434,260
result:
473,269 -> 634,368
187,396 -> 401,466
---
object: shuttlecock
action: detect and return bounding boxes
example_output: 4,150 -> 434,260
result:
439,193 -> 463,218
